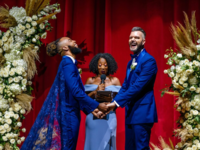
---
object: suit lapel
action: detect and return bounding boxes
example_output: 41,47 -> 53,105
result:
126,49 -> 147,86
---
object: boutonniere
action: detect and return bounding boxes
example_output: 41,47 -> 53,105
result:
130,62 -> 137,72
78,68 -> 82,77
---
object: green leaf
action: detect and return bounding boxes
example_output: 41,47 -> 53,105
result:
161,91 -> 165,97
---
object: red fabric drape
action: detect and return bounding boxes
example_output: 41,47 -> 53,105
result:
1,0 -> 200,149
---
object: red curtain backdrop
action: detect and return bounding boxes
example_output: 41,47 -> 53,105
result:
1,0 -> 200,149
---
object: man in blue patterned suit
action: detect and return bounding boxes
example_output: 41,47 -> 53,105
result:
21,37 -> 108,150
107,27 -> 158,150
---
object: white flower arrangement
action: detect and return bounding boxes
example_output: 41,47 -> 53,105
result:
0,1 -> 60,149
160,12 -> 200,150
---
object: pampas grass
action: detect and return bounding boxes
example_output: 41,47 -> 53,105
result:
16,93 -> 34,113
23,45 -> 39,80
150,137 -> 174,150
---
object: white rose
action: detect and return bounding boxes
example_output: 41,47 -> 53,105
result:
2,36 -> 8,42
181,76 -> 188,82
14,114 -> 19,120
26,23 -> 31,29
197,55 -> 200,61
6,127 -> 11,132
31,21 -> 37,26
17,140 -> 21,144
41,32 -> 47,39
191,101 -> 196,106
17,122 -> 22,127
197,143 -> 200,149
5,119 -> 12,124
192,145 -> 197,150
32,15 -> 38,20
22,128 -> 26,133
39,23 -> 45,29
0,125 -> 3,131
32,38 -> 36,43
52,15 -> 56,19
177,107 -> 181,111
9,70 -> 15,76
177,142 -> 182,148
179,79 -> 184,85
0,145 -> 3,150
14,77 -> 20,83
189,76 -> 198,85
55,9 -> 61,13
4,113 -> 10,119
185,113 -> 189,118
34,46 -> 39,51
190,51 -> 196,56
169,72 -> 175,77
2,136 -> 7,141
188,129 -> 193,134
183,83 -> 188,88
21,136 -> 25,141
196,88 -> 200,93
193,110 -> 199,115
177,53 -> 182,58
164,54 -> 168,58
35,35 -> 40,40
10,139 -> 15,144
20,109 -> 26,114
4,123 -> 9,129
186,69 -> 194,75
26,17 -> 32,22
196,45 -> 200,51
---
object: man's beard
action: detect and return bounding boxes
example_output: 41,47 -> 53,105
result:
68,46 -> 82,55
130,42 -> 144,54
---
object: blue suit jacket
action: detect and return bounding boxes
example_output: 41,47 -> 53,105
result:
114,49 -> 158,124
60,56 -> 99,116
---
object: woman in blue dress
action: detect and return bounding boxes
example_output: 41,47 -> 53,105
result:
84,53 -> 121,150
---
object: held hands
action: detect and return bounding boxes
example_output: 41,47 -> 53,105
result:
92,102 -> 117,119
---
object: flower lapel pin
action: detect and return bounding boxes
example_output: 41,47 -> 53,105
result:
130,62 -> 137,72
78,68 -> 82,77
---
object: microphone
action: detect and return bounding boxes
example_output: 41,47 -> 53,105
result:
100,74 -> 106,84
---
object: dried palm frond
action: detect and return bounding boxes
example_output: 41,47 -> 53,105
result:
165,91 -> 180,96
23,45 -> 39,79
25,0 -> 30,14
169,138 -> 175,150
0,6 -> 17,28
34,0 -> 50,15
16,93 -> 34,113
27,0 -> 37,16
191,11 -> 197,44
150,137 -> 174,150
36,12 -> 58,24
0,55 -> 6,67
33,0 -> 44,14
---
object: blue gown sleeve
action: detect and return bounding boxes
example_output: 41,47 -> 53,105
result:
114,58 -> 157,108
62,58 -> 99,114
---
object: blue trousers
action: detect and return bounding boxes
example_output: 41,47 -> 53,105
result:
125,123 -> 153,150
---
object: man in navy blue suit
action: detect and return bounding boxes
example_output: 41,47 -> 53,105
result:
107,27 -> 158,150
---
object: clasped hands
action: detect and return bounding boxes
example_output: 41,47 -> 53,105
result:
92,102 -> 116,119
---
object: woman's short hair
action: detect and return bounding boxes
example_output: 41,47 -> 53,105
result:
89,53 -> 118,75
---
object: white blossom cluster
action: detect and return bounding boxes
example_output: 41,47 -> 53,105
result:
164,44 -> 200,150
0,3 -> 60,149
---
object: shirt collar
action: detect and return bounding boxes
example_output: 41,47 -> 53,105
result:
65,55 -> 76,64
